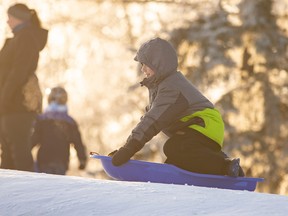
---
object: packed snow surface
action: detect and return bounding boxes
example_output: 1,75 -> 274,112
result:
0,169 -> 287,216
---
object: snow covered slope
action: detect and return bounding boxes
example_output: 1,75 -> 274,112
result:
0,169 -> 287,216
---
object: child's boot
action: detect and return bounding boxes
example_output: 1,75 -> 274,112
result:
225,158 -> 240,177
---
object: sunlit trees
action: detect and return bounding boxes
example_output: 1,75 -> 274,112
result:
0,0 -> 287,194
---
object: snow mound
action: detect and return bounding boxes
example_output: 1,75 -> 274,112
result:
0,169 -> 287,216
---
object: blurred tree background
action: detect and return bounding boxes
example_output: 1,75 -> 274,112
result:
0,0 -> 287,194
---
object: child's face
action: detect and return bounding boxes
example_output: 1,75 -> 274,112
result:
141,63 -> 155,78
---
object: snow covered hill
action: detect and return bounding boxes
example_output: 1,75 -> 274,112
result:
0,169 -> 287,216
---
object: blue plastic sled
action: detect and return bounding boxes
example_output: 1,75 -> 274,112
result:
91,154 -> 264,191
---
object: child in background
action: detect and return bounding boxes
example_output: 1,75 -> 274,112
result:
31,87 -> 87,175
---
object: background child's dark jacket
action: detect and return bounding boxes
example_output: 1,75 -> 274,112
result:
31,103 -> 87,172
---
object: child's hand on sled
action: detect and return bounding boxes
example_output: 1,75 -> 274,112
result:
111,147 -> 134,166
111,139 -> 143,166
108,150 -> 118,157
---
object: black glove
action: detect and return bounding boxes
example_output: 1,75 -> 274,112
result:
112,139 -> 143,166
78,160 -> 86,170
108,150 -> 118,157
111,147 -> 135,166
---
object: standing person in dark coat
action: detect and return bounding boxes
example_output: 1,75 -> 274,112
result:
109,37 -> 244,177
0,3 -> 48,171
31,87 -> 87,175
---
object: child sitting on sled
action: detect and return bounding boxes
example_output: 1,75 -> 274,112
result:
109,37 -> 244,177
31,86 -> 87,175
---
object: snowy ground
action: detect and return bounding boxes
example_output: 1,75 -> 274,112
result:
0,169 -> 287,216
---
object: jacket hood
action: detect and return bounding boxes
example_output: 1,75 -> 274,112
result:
32,27 -> 48,51
134,37 -> 178,83
14,24 -> 48,51
37,28 -> 48,50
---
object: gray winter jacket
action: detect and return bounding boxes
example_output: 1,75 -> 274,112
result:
129,37 -> 215,148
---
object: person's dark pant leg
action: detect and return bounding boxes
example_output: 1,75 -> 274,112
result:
163,131 -> 227,175
0,113 -> 35,171
0,133 -> 15,169
38,162 -> 67,175
0,117 -> 15,169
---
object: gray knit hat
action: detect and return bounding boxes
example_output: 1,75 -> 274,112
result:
8,3 -> 32,21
